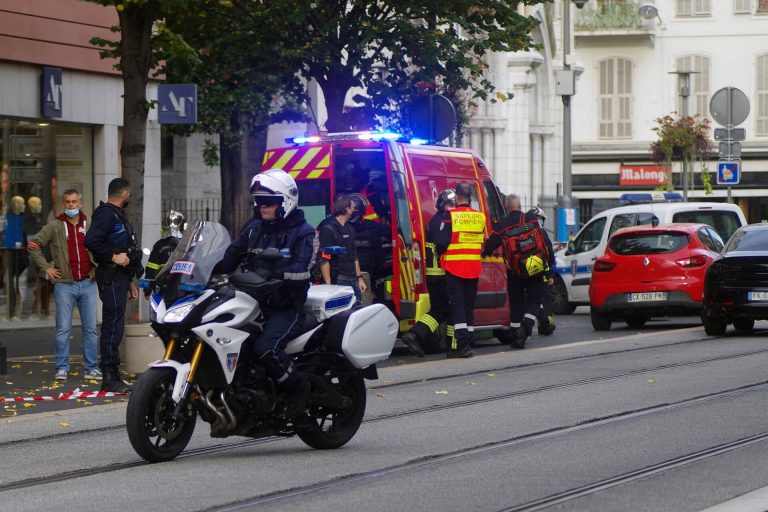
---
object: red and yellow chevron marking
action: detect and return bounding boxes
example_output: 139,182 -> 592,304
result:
397,233 -> 415,301
262,146 -> 331,179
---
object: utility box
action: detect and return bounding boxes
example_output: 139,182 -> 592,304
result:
556,70 -> 576,96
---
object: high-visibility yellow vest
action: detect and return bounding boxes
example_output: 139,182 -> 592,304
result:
441,206 -> 486,279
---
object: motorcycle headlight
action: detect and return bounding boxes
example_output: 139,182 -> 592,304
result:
163,302 -> 196,323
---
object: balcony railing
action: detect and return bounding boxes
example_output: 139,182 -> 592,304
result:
575,0 -> 650,32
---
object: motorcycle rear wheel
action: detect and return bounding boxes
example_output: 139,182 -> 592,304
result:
298,370 -> 366,450
126,368 -> 197,463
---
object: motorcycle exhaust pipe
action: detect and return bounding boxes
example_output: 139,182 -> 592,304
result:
219,390 -> 237,431
203,390 -> 228,433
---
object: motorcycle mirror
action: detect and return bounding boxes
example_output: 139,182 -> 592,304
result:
142,247 -> 151,256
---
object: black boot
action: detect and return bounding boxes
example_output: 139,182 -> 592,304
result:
284,379 -> 311,422
100,368 -> 132,393
400,331 -> 425,357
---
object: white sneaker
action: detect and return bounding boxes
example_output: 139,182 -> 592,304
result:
54,369 -> 68,381
83,368 -> 103,381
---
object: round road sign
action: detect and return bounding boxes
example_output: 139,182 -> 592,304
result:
709,87 -> 750,127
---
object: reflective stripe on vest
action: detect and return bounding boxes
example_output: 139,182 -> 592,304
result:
425,241 -> 445,276
441,207 -> 485,279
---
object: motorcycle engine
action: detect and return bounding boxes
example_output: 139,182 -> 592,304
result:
228,362 -> 276,416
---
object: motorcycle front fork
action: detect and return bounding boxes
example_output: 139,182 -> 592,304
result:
167,338 -> 205,419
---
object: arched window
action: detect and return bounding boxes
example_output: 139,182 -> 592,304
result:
598,57 -> 632,139
675,55 -> 710,118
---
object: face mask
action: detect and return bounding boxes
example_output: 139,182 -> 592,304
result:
122,198 -> 131,209
64,209 -> 80,218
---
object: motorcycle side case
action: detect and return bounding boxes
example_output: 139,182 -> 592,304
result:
337,303 -> 398,369
304,284 -> 356,322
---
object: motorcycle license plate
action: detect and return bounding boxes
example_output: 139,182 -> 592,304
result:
748,291 -> 768,301
627,291 -> 667,302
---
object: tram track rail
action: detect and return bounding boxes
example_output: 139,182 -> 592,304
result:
201,381 -> 768,511
2,345 -> 768,496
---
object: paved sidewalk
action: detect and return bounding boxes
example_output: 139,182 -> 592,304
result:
0,324 -> 133,419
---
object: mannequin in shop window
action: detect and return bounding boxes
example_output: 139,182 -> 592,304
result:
2,195 -> 28,320
24,196 -> 51,319
0,164 -> 10,290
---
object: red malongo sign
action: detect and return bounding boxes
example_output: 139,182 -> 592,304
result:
619,165 -> 667,186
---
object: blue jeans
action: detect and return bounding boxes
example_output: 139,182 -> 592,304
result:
54,279 -> 99,372
336,275 -> 362,306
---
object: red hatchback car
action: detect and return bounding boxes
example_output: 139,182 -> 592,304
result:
589,223 -> 724,331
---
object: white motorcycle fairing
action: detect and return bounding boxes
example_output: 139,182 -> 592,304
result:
201,290 -> 261,327
147,359 -> 191,404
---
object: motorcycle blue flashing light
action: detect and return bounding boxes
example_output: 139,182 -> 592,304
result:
138,278 -> 153,289
179,282 -> 206,293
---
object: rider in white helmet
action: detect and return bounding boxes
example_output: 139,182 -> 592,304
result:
213,168 -> 316,423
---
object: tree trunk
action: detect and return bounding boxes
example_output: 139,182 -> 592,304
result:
117,1 -> 156,244
219,114 -> 268,237
321,74 -> 352,133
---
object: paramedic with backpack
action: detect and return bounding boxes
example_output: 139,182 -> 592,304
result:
483,198 -> 555,348
434,183 -> 486,358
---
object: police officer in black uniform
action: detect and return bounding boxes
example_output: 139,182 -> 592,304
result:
348,195 -> 391,303
317,195 -> 367,305
399,189 -> 456,356
84,178 -> 142,392
212,169 -> 316,420
143,210 -> 185,298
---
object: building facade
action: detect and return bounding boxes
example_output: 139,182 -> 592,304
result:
0,0 -> 162,324
571,0 -> 768,224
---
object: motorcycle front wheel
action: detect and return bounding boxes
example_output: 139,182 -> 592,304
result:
298,369 -> 366,450
126,368 -> 197,463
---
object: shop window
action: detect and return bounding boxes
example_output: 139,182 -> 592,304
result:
0,119 -> 93,322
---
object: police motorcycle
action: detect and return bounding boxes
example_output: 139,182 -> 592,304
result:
127,219 -> 398,463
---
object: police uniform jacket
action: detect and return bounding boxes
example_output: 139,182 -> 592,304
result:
318,217 -> 357,278
84,202 -> 140,278
213,208 -> 316,312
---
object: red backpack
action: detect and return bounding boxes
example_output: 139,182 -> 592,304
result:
501,219 -> 550,277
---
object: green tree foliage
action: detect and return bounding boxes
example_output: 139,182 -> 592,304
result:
88,0 -> 198,241
162,1 -> 307,233
650,113 -> 714,195
270,0 -> 545,134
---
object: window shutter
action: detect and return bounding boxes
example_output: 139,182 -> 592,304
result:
757,55 -> 768,135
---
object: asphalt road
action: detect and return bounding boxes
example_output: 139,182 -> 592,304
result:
3,315 -> 768,511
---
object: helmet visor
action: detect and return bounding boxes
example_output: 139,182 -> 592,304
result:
253,195 -> 283,207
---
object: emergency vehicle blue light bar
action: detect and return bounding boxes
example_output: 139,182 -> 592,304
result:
179,283 -> 206,293
409,138 -> 429,145
357,131 -> 401,141
619,192 -> 683,204
285,135 -> 321,145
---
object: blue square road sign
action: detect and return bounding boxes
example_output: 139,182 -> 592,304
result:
717,161 -> 740,185
158,84 -> 198,124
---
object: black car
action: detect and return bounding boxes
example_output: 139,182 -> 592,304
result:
702,224 -> 768,335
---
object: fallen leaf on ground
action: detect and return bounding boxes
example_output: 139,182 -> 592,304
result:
22,403 -> 35,408
11,365 -> 20,369
485,373 -> 496,377
435,390 -> 448,395
464,381 -> 476,386
647,379 -> 656,384
375,392 -> 385,397
58,422 -> 70,428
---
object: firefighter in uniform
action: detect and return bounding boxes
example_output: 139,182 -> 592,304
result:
399,189 -> 456,356
433,183 -> 486,358
143,210 -> 185,298
529,207 -> 556,336
483,200 -> 555,348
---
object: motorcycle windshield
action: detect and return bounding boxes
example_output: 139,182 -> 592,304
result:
153,220 -> 231,304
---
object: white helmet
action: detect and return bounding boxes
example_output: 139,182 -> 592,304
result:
250,168 -> 299,219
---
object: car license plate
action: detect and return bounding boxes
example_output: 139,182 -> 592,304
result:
627,292 -> 668,302
748,291 -> 768,301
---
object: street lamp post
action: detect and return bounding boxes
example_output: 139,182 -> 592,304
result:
669,70 -> 699,201
558,0 -> 588,240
